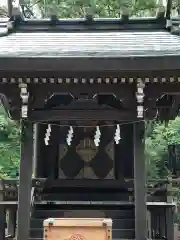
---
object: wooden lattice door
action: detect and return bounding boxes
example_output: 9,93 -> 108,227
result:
58,122 -> 115,179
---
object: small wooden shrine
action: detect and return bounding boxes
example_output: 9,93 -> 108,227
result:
0,2 -> 179,240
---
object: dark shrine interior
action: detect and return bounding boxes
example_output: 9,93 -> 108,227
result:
35,93 -> 134,202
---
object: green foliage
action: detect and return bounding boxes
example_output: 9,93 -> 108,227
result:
165,118 -> 180,145
145,122 -> 168,179
37,0 -> 159,18
0,107 -> 20,178
0,6 -> 7,17
145,117 -> 180,179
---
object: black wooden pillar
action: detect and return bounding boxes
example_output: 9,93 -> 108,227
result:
133,121 -> 147,240
33,123 -> 39,177
166,207 -> 174,240
0,180 -> 5,240
16,121 -> 33,240
35,124 -> 46,178
46,125 -> 59,179
166,179 -> 174,240
0,207 -> 5,240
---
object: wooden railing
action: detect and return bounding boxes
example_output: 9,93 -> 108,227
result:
0,179 -> 17,239
0,177 -> 178,240
174,224 -> 180,240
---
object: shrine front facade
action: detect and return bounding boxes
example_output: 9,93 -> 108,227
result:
0,14 -> 179,240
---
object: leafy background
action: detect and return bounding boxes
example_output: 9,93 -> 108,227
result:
1,0 -> 180,18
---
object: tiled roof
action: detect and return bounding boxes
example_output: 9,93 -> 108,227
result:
0,30 -> 180,58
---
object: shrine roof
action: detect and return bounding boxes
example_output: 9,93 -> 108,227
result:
0,18 -> 180,72
0,30 -> 180,58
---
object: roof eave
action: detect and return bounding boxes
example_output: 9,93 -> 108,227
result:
0,55 -> 179,73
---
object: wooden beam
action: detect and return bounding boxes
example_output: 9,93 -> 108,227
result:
33,123 -> 47,178
31,84 -> 133,108
133,122 -> 147,240
33,123 -> 39,178
31,83 -> 132,95
147,83 -> 180,96
166,207 -> 174,240
0,180 -> 5,240
0,55 -> 180,72
29,109 -> 136,121
32,179 -> 133,190
16,121 -> 33,240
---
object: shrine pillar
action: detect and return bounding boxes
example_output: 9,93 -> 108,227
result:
16,121 -> 33,240
133,121 -> 147,240
33,123 -> 46,178
33,123 -> 39,177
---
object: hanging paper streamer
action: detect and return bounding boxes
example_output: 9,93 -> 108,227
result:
94,126 -> 101,147
44,124 -> 51,146
66,126 -> 74,146
114,124 -> 121,144
39,120 -> 143,146
137,105 -> 144,118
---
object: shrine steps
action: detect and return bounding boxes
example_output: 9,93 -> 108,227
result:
29,204 -> 135,239
30,218 -> 134,229
38,186 -> 132,202
40,192 -> 130,201
30,228 -> 135,238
